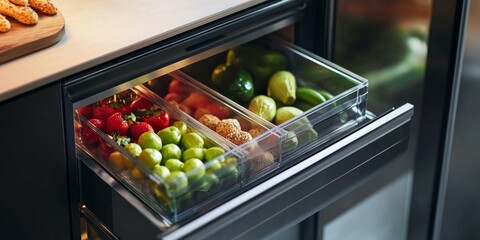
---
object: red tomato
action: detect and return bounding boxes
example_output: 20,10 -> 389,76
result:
205,103 -> 231,119
164,92 -> 188,102
168,78 -> 189,94
181,92 -> 211,111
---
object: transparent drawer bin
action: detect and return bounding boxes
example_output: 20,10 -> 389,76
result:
75,89 -> 259,223
181,36 -> 368,162
137,73 -> 285,182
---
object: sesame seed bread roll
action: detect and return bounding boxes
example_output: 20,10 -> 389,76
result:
0,13 -> 11,32
8,0 -> 28,6
0,0 -> 38,25
28,0 -> 57,15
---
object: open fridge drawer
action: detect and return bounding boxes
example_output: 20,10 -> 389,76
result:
78,104 -> 413,239
72,33 -> 368,224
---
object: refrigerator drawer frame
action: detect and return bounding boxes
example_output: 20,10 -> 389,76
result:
78,104 -> 413,239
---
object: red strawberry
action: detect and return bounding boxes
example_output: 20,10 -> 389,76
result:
119,104 -> 132,115
90,118 -> 105,131
101,105 -> 119,120
130,97 -> 153,112
143,110 -> 170,132
129,122 -> 154,140
77,106 -> 93,118
81,118 -> 105,145
81,128 -> 98,145
106,112 -> 133,136
99,138 -> 114,161
92,107 -> 104,120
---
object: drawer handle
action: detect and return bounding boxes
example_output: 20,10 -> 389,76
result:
185,34 -> 226,52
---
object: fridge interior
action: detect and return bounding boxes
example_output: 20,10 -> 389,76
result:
71,27 -> 392,227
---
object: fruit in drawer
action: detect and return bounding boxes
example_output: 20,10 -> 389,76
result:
130,97 -> 154,112
168,78 -> 190,95
153,165 -> 171,179
108,151 -> 132,172
164,93 -> 188,103
206,103 -> 232,119
318,89 -> 334,100
182,147 -> 204,162
165,171 -> 189,195
157,126 -> 182,145
129,122 -> 154,141
182,132 -> 205,149
106,112 -> 134,136
137,131 -> 163,151
81,118 -> 105,145
247,95 -> 277,122
124,143 -> 142,158
274,106 -> 304,125
267,70 -> 297,105
199,172 -> 219,191
204,147 -> 225,162
141,109 -> 170,132
220,157 -> 240,180
226,43 -> 287,94
91,102 -> 133,121
224,74 -> 254,104
129,166 -> 147,180
161,144 -> 182,162
138,148 -> 163,169
205,159 -> 222,173
165,159 -> 184,172
183,158 -> 206,182
173,121 -> 188,137
77,106 -> 93,119
295,87 -> 326,106
92,105 -> 116,120
168,100 -> 192,116
193,103 -> 232,121
180,92 -> 212,112
211,63 -> 254,104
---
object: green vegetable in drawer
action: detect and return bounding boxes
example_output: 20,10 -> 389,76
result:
293,100 -> 315,112
211,63 -> 254,104
274,106 -> 303,125
296,87 -> 326,106
267,70 -> 297,105
248,95 -> 277,122
318,89 -> 334,100
226,43 -> 287,94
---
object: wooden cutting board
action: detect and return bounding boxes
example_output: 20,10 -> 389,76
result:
0,11 -> 64,64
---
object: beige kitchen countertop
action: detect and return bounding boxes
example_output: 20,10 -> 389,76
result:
0,0 -> 265,102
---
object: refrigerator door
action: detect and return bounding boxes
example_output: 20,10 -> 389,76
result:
78,104 -> 413,239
